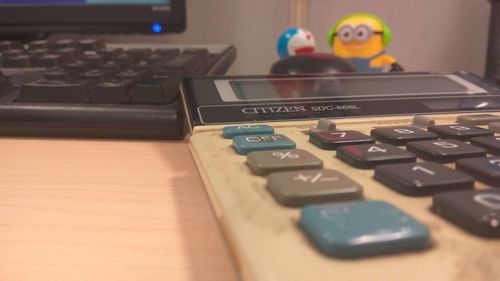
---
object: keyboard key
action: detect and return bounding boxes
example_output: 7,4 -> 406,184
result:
336,143 -> 416,169
183,48 -> 210,56
128,82 -> 172,105
232,134 -> 295,155
29,40 -> 50,50
54,47 -> 82,60
247,149 -> 323,175
406,139 -> 487,163
3,49 -> 26,57
77,39 -> 105,50
97,48 -> 124,59
18,79 -> 90,103
126,48 -> 153,60
32,54 -> 64,68
309,130 -> 374,150
456,157 -> 500,187
43,68 -> 73,81
222,125 -> 274,139
153,48 -> 181,58
300,201 -> 430,258
370,126 -> 437,146
457,114 -> 500,126
267,169 -> 362,207
2,55 -> 32,67
428,124 -> 493,142
471,136 -> 500,155
115,69 -> 143,82
163,53 -> 204,73
93,80 -> 133,103
0,40 -> 22,51
79,69 -> 111,81
374,162 -> 474,196
432,189 -> 500,237
53,39 -> 77,49
28,49 -> 50,57
81,54 -> 104,64
63,60 -> 96,73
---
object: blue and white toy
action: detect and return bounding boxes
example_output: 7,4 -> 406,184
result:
277,27 -> 316,59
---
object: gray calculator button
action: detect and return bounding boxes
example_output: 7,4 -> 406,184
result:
490,122 -> 500,133
247,149 -> 323,175
309,118 -> 336,134
267,169 -> 363,207
457,114 -> 500,126
412,115 -> 435,129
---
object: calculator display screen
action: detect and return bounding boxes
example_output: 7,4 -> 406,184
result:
182,72 -> 500,126
215,74 -> 487,102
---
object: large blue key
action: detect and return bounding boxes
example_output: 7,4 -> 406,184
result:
232,134 -> 296,155
300,200 -> 430,258
223,125 -> 274,139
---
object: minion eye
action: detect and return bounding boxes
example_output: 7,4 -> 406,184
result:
354,25 -> 373,41
337,26 -> 353,42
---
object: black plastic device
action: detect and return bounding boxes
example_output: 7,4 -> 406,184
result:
0,0 -> 185,38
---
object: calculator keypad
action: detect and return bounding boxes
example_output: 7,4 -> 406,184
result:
221,118 -> 499,259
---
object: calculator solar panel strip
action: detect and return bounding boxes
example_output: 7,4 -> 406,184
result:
181,71 -> 500,281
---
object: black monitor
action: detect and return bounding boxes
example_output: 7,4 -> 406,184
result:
0,0 -> 186,37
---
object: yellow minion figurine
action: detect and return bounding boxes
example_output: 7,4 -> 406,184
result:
327,13 -> 403,72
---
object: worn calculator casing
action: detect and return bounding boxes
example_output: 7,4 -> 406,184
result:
181,72 -> 500,281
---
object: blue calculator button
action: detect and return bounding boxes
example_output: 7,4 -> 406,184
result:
232,134 -> 296,155
300,201 -> 430,259
223,125 -> 274,139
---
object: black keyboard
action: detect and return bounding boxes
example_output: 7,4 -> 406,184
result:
0,39 -> 236,139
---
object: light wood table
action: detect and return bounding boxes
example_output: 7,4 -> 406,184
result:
0,138 -> 237,281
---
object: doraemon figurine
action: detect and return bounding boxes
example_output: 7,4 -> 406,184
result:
277,27 -> 316,59
327,13 -> 403,72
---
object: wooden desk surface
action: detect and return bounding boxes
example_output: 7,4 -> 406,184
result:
0,138 -> 237,281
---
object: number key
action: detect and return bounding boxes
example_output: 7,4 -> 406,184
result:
471,136 -> 500,155
370,126 -> 437,146
336,143 -> 416,169
432,189 -> 500,237
374,162 -> 474,196
456,157 -> 500,187
309,130 -> 374,150
406,139 -> 486,163
428,124 -> 493,142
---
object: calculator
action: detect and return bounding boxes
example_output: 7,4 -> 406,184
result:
180,72 -> 500,281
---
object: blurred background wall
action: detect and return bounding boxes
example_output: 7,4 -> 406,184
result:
92,0 -> 491,76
